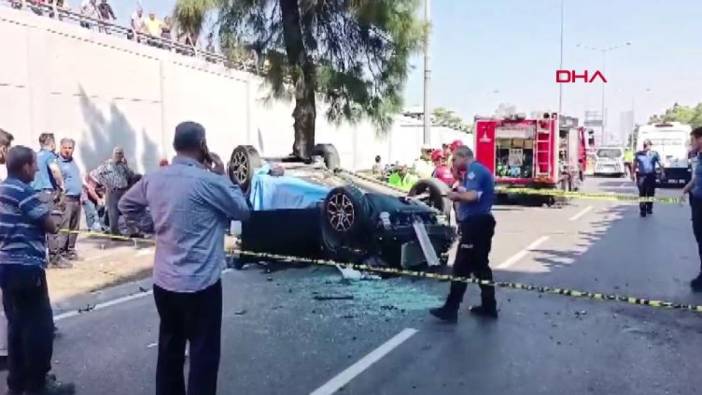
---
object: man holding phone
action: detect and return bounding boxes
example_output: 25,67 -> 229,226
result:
119,121 -> 250,395
430,146 -> 498,322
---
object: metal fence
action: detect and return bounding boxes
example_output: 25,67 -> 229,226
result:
2,0 -> 260,74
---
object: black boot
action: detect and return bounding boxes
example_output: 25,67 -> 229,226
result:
469,304 -> 498,319
691,273 -> 702,292
430,305 -> 458,323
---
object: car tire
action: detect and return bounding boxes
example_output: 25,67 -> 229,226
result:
323,186 -> 368,236
408,178 -> 452,217
228,145 -> 262,194
313,144 -> 341,171
321,186 -> 369,254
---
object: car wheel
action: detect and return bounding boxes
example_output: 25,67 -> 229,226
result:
323,186 -> 368,238
313,144 -> 341,171
408,178 -> 451,217
321,187 -> 370,263
228,145 -> 262,194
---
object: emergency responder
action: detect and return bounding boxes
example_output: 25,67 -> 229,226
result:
430,150 -> 454,186
623,147 -> 634,178
430,146 -> 497,322
632,139 -> 662,217
682,127 -> 702,291
388,165 -> 418,192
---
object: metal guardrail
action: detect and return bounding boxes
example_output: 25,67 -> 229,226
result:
1,0 -> 261,74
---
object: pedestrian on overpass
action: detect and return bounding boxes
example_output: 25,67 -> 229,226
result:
682,127 -> 702,291
119,122 -> 250,395
430,146 -> 497,322
632,139 -> 662,217
0,146 -> 75,395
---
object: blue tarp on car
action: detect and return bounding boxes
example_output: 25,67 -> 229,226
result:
249,165 -> 330,211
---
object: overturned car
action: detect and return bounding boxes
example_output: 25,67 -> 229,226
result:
227,144 -> 456,271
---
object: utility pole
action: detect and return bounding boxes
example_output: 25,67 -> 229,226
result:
423,0 -> 431,146
577,42 -> 631,146
558,0 -> 564,117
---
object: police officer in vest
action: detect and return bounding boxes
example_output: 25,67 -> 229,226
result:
430,146 -> 497,322
632,139 -> 662,217
682,127 -> 702,291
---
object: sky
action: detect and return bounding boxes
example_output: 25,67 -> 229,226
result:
115,0 -> 702,142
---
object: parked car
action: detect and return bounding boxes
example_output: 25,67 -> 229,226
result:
594,146 -> 626,177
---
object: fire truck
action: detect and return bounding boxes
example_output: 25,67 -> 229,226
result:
474,113 -> 588,204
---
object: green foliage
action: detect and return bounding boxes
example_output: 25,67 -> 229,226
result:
176,0 -> 423,133
173,0 -> 218,41
432,107 -> 470,131
648,102 -> 702,129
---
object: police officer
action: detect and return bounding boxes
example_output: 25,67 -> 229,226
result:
430,146 -> 497,322
632,139 -> 662,217
682,127 -> 702,291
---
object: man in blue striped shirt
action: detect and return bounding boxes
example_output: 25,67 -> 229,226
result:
0,146 -> 74,395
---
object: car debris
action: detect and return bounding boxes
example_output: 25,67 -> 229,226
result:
312,295 -> 354,301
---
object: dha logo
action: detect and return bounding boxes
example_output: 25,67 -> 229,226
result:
556,70 -> 607,84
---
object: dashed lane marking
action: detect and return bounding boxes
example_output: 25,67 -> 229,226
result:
569,206 -> 593,221
310,328 -> 418,395
495,236 -> 551,270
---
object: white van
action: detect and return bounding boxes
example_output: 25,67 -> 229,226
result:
637,122 -> 692,186
594,146 -> 626,177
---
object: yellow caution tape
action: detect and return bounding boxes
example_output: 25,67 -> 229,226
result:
63,229 -> 702,314
338,168 -> 683,205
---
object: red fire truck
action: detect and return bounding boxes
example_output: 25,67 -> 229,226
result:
474,113 -> 587,203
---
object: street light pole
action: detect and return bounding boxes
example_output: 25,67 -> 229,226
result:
600,50 -> 606,144
577,42 -> 631,146
558,0 -> 565,117
422,0 -> 432,146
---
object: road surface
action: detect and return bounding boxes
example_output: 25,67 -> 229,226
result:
10,177 -> 702,395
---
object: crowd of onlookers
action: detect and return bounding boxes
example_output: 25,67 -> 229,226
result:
0,128 -> 161,270
7,0 -> 202,54
371,140 -> 464,191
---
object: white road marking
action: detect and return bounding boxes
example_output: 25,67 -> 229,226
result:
54,290 -> 153,322
135,248 -> 154,257
495,236 -> 551,269
53,268 -> 235,322
569,206 -> 593,221
310,328 -> 418,395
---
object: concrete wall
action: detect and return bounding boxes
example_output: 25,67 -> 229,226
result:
0,6 -> 472,175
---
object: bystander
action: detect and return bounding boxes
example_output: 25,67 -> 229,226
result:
0,128 -> 14,365
129,6 -> 146,41
92,147 -> 135,235
56,139 -> 82,261
97,0 -> 116,33
120,121 -> 250,395
0,146 -> 75,395
81,170 -> 106,233
30,134 -> 68,269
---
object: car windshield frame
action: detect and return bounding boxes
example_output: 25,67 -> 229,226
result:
596,149 -> 623,159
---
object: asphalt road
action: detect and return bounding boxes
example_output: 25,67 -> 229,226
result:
9,177 -> 702,395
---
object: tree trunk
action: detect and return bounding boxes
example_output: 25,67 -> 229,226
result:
280,0 -> 316,159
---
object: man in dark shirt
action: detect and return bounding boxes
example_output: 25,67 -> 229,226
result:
632,139 -> 662,217
56,139 -> 82,261
431,146 -> 498,322
0,146 -> 74,395
682,127 -> 702,291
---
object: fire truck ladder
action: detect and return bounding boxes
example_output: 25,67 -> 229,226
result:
535,130 -> 552,177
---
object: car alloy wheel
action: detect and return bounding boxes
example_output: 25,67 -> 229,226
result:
327,192 -> 355,232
